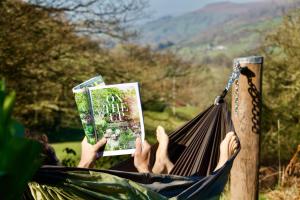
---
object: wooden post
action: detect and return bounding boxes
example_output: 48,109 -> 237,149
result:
230,56 -> 263,200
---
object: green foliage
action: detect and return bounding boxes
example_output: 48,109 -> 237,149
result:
261,8 -> 300,163
143,108 -> 191,144
61,147 -> 78,167
118,129 -> 135,149
74,91 -> 96,143
0,79 -> 42,199
143,100 -> 167,112
0,0 -> 202,136
51,141 -> 81,167
0,0 -> 96,131
90,88 -> 124,112
75,92 -> 90,113
171,106 -> 199,121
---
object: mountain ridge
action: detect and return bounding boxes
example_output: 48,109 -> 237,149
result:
137,0 -> 299,61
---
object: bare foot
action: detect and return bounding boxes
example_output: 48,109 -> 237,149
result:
152,126 -> 174,174
214,131 -> 239,171
133,137 -> 151,173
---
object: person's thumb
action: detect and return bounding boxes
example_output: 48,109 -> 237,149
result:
94,138 -> 107,151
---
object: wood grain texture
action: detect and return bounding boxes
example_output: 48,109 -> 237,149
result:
230,56 -> 263,200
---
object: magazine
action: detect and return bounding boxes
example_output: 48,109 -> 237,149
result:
73,78 -> 145,156
88,83 -> 145,156
72,76 -> 105,145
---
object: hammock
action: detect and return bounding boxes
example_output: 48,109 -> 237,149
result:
25,102 -> 240,200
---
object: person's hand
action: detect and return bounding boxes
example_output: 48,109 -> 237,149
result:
133,137 -> 151,173
78,137 -> 107,168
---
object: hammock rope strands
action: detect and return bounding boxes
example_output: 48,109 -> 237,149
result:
26,102 -> 240,200
169,103 -> 233,176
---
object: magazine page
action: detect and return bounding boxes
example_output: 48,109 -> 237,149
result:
88,82 -> 145,156
73,76 -> 105,144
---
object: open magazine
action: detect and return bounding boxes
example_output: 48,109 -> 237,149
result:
73,76 -> 145,156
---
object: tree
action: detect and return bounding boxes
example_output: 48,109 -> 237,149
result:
28,0 -> 148,40
261,8 -> 300,163
0,0 -> 147,131
0,0 -> 202,134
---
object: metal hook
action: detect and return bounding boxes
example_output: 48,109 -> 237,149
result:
214,62 -> 242,105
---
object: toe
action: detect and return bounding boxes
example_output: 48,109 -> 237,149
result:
229,136 -> 236,151
227,131 -> 235,138
156,126 -> 164,134
156,126 -> 168,143
229,137 -> 239,156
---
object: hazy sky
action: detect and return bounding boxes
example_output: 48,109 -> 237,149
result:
147,0 -> 260,18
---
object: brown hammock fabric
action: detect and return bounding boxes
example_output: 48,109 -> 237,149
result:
111,102 -> 234,177
25,101 -> 240,200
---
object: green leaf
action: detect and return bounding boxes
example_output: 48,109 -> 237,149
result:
3,91 -> 15,125
0,137 -> 42,199
0,79 -> 42,199
9,120 -> 24,137
0,78 -> 5,91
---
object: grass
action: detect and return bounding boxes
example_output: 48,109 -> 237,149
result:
143,106 -> 198,143
219,185 -> 288,200
51,141 -> 130,169
261,180 -> 300,200
51,141 -> 81,162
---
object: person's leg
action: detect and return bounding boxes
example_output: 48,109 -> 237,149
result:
152,126 -> 174,174
214,131 -> 239,171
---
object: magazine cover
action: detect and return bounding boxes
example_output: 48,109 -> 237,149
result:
88,82 -> 145,156
73,76 -> 105,144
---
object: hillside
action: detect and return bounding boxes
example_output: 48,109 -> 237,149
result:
138,0 -> 299,61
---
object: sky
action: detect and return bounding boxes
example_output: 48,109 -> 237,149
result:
147,0 -> 260,18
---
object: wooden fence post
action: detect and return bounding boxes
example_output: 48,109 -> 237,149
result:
230,56 -> 263,200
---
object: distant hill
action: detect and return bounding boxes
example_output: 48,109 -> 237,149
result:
138,0 -> 299,61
